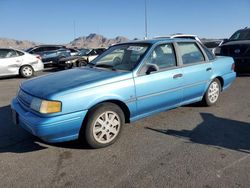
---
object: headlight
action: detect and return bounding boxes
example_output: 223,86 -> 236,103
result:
30,98 -> 62,114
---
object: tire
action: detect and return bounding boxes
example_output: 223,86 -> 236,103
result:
64,63 -> 73,70
77,61 -> 87,67
84,103 -> 125,148
19,65 -> 34,78
203,78 -> 221,106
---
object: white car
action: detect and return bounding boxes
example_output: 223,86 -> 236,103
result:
0,48 -> 44,78
155,34 -> 203,44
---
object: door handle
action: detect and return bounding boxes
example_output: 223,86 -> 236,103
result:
173,73 -> 183,79
206,67 -> 212,71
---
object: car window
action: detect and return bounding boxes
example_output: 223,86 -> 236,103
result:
178,42 -> 205,65
16,50 -> 25,56
145,43 -> 177,70
31,47 -> 44,53
0,49 -> 18,58
0,49 -> 10,58
89,50 -> 97,56
229,29 -> 250,41
96,49 -> 105,55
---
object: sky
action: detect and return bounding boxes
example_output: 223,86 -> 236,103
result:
0,0 -> 250,44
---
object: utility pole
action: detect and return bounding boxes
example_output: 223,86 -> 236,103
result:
144,0 -> 148,39
73,21 -> 76,39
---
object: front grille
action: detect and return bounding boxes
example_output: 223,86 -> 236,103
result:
17,90 -> 33,107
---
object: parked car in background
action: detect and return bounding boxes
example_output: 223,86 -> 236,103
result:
214,27 -> 250,73
81,48 -> 106,63
58,49 -> 92,68
155,34 -> 203,44
11,38 -> 236,148
26,45 -> 66,55
58,48 -> 106,68
202,40 -> 223,54
41,48 -> 71,66
68,48 -> 80,56
0,48 -> 43,78
155,34 -> 222,54
26,45 -> 70,66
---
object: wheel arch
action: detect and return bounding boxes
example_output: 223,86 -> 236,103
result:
79,99 -> 131,140
214,76 -> 224,91
89,99 -> 131,123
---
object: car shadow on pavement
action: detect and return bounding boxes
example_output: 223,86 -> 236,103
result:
0,105 -> 91,153
146,113 -> 250,153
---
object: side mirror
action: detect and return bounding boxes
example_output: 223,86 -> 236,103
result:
146,64 -> 158,75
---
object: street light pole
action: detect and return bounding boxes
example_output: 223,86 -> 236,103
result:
144,0 -> 148,39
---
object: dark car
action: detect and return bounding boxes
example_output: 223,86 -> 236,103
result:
215,27 -> 250,73
58,48 -> 105,68
26,45 -> 70,66
42,48 -> 71,66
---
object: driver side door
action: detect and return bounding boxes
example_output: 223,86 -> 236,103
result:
133,43 -> 183,119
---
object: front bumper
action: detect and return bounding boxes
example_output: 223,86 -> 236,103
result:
11,98 -> 87,143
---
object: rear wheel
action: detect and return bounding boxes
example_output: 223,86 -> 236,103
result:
203,78 -> 221,106
84,103 -> 124,148
19,65 -> 34,78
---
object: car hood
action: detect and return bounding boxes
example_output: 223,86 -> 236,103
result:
21,67 -> 131,99
222,40 -> 250,46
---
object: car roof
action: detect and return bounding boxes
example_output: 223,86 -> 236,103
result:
31,45 -> 66,48
116,38 -> 196,46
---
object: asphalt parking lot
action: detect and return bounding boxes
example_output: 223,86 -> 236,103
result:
0,69 -> 249,188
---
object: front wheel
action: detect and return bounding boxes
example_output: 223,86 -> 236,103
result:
19,65 -> 34,78
77,61 -> 87,67
203,78 -> 221,106
84,103 -> 125,148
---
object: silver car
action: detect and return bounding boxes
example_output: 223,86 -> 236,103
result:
0,48 -> 44,78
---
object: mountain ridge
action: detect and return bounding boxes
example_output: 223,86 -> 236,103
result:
0,34 -> 129,49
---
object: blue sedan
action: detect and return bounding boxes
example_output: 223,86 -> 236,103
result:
11,38 -> 236,148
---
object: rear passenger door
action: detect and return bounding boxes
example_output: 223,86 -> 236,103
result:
134,43 -> 183,117
177,42 -> 212,104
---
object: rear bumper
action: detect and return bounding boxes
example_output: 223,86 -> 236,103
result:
11,98 -> 87,143
33,61 -> 44,72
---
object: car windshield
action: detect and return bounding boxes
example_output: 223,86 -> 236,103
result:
78,49 -> 91,56
229,29 -> 250,41
90,44 -> 149,71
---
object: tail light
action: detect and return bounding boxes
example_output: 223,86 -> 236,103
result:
231,63 -> 235,71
